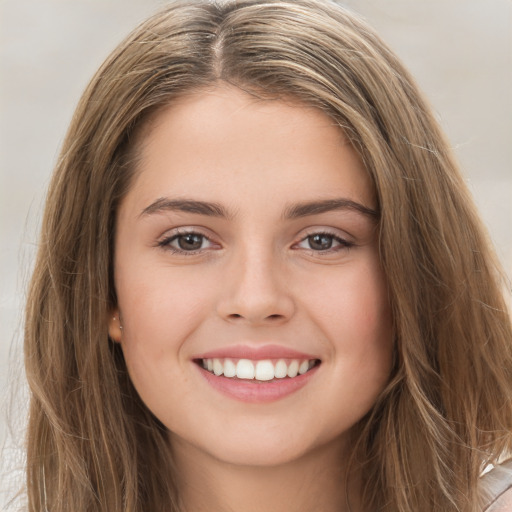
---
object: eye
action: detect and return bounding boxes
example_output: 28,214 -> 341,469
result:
158,231 -> 215,253
296,232 -> 353,252
306,233 -> 336,251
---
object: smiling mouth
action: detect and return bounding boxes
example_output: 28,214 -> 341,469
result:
195,358 -> 321,382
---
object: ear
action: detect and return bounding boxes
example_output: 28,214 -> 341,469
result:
108,309 -> 123,343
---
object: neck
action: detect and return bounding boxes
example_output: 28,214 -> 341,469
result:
170,435 -> 364,512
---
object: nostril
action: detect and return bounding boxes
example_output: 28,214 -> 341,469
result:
227,313 -> 285,321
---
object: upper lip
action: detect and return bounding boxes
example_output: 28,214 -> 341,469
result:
193,344 -> 319,361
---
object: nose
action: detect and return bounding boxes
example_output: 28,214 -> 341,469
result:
216,248 -> 296,326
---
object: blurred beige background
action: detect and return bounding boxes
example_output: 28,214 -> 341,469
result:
1,0 -> 511,508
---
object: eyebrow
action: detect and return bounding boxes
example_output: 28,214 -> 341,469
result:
282,198 -> 379,220
140,197 -> 379,220
140,198 -> 234,218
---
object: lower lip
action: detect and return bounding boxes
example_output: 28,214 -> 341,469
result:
196,363 -> 320,403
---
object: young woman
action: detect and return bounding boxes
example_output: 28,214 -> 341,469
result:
24,1 -> 512,511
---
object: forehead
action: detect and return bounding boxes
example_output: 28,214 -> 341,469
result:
123,84 -> 375,214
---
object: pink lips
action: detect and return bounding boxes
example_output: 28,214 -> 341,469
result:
194,344 -> 317,361
193,344 -> 320,403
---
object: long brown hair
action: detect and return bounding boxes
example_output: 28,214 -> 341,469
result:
25,1 -> 512,510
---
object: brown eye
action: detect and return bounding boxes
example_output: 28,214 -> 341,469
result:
158,231 -> 214,253
175,233 -> 204,251
307,234 -> 334,250
295,231 -> 353,253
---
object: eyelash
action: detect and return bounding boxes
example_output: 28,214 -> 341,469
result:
157,229 -> 215,255
157,229 -> 354,255
295,231 -> 354,254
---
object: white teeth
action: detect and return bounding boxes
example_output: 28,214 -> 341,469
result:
274,359 -> 288,379
298,360 -> 309,375
223,358 -> 236,377
287,360 -> 299,378
255,360 -> 274,381
200,357 -> 318,381
236,359 -> 255,379
213,358 -> 223,376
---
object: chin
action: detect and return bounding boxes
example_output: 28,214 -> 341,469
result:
168,420 -> 318,469
210,442 -> 310,468
197,423 -> 335,469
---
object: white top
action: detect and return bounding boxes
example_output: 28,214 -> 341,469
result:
482,460 -> 512,511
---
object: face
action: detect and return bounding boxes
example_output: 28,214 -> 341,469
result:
109,85 -> 393,468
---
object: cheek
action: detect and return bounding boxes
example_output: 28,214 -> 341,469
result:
308,260 -> 392,343
116,260 -> 216,342
114,263 -> 217,401
302,258 -> 393,388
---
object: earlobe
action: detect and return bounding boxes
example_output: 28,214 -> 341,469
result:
108,309 -> 123,342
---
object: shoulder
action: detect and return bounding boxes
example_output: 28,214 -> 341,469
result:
485,487 -> 512,512
482,460 -> 512,512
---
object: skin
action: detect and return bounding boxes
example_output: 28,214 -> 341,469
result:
109,84 -> 394,512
